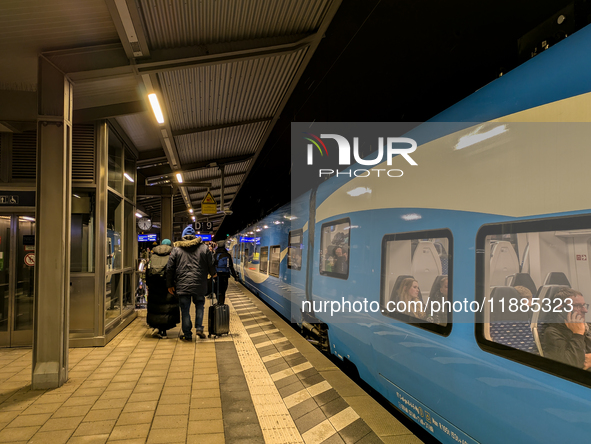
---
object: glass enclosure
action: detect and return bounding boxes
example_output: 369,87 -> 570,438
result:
71,190 -> 95,273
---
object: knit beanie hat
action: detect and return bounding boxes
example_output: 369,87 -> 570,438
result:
182,225 -> 196,238
161,239 -> 172,246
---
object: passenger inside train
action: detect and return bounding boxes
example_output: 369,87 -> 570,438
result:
482,222 -> 591,373
541,287 -> 591,370
396,278 -> 427,320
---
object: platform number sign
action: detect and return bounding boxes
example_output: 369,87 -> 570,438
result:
194,221 -> 214,232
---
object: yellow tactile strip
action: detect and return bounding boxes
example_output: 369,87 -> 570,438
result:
227,282 -> 384,444
225,288 -> 304,444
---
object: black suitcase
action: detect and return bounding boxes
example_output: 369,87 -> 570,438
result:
208,279 -> 230,337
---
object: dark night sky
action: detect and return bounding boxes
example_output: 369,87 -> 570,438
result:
218,0 -> 580,237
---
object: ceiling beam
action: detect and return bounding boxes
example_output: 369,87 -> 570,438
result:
54,34 -> 314,82
147,171 -> 243,186
144,153 -> 253,180
138,148 -> 167,162
73,100 -> 146,123
171,117 -> 272,138
104,0 -> 151,59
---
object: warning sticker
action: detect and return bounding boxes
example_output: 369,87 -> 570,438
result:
202,192 -> 217,204
24,252 -> 35,267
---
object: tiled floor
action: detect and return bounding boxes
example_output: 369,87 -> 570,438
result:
0,282 -> 421,444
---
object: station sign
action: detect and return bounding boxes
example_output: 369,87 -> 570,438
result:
138,234 -> 158,242
201,192 -> 217,215
198,234 -> 212,241
195,221 -> 213,232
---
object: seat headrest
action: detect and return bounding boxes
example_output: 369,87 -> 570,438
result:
508,273 -> 537,297
543,272 -> 570,287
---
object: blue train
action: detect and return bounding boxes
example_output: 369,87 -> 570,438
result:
229,23 -> 591,444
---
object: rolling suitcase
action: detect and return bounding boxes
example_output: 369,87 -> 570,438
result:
208,278 -> 230,338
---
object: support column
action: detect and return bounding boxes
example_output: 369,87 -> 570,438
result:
161,196 -> 173,242
32,57 -> 73,389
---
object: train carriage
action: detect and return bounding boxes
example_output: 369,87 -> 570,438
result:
233,23 -> 591,444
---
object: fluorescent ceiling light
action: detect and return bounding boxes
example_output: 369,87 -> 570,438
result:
401,213 -> 422,221
176,173 -> 183,183
73,194 -> 80,199
124,173 -> 134,182
347,187 -> 372,197
21,216 -> 35,222
135,213 -> 143,218
263,225 -> 269,229
455,125 -> 507,150
148,93 -> 164,124
189,208 -> 193,214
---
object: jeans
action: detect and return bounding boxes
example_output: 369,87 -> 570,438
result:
178,293 -> 205,337
215,276 -> 229,305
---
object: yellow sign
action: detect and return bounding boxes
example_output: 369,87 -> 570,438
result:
201,192 -> 217,215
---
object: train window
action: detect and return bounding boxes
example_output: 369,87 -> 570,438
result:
476,215 -> 591,387
260,247 -> 269,274
269,245 -> 280,278
319,218 -> 350,279
380,229 -> 452,336
288,229 -> 303,270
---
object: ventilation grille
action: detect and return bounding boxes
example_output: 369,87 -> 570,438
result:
12,131 -> 37,180
72,124 -> 95,183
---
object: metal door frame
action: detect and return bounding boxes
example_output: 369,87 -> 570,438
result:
0,211 -> 35,347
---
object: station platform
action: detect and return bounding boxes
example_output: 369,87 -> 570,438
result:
0,281 -> 421,444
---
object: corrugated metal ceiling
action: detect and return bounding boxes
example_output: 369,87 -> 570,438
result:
116,113 -> 163,152
160,49 -> 307,131
175,121 -> 268,165
138,0 -> 330,48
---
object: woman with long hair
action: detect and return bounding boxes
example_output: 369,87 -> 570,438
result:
397,278 -> 427,320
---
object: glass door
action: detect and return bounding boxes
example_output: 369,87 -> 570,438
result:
13,215 -> 35,346
0,215 -> 11,346
0,214 -> 35,347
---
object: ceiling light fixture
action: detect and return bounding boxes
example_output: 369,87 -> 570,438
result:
176,173 -> 183,183
124,173 -> 134,182
148,93 -> 164,123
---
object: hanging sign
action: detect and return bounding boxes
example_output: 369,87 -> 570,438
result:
201,192 -> 217,215
24,252 -> 35,267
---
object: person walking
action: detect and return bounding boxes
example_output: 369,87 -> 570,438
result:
213,240 -> 238,305
166,226 -> 216,341
145,239 -> 178,338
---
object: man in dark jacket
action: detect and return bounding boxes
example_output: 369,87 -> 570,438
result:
543,288 -> 591,370
213,240 -> 238,305
167,226 -> 216,340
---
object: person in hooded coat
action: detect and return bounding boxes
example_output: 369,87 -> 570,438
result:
166,226 -> 217,340
146,239 -> 179,338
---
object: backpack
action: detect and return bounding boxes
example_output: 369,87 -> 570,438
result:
215,252 -> 231,274
147,254 -> 168,278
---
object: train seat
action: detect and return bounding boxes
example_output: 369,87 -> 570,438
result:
428,275 -> 448,301
389,275 -> 414,302
489,241 -> 519,288
505,272 -> 537,297
543,272 -> 571,287
487,286 -> 537,354
532,285 -> 569,356
411,241 -> 442,302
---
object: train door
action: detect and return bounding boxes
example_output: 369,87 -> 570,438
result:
0,214 -> 35,347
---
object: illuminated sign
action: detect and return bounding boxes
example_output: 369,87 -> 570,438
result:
138,234 -> 158,242
199,234 -> 212,241
241,237 -> 260,244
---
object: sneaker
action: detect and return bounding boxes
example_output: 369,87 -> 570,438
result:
158,331 -> 167,339
179,335 -> 192,342
196,331 -> 206,339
